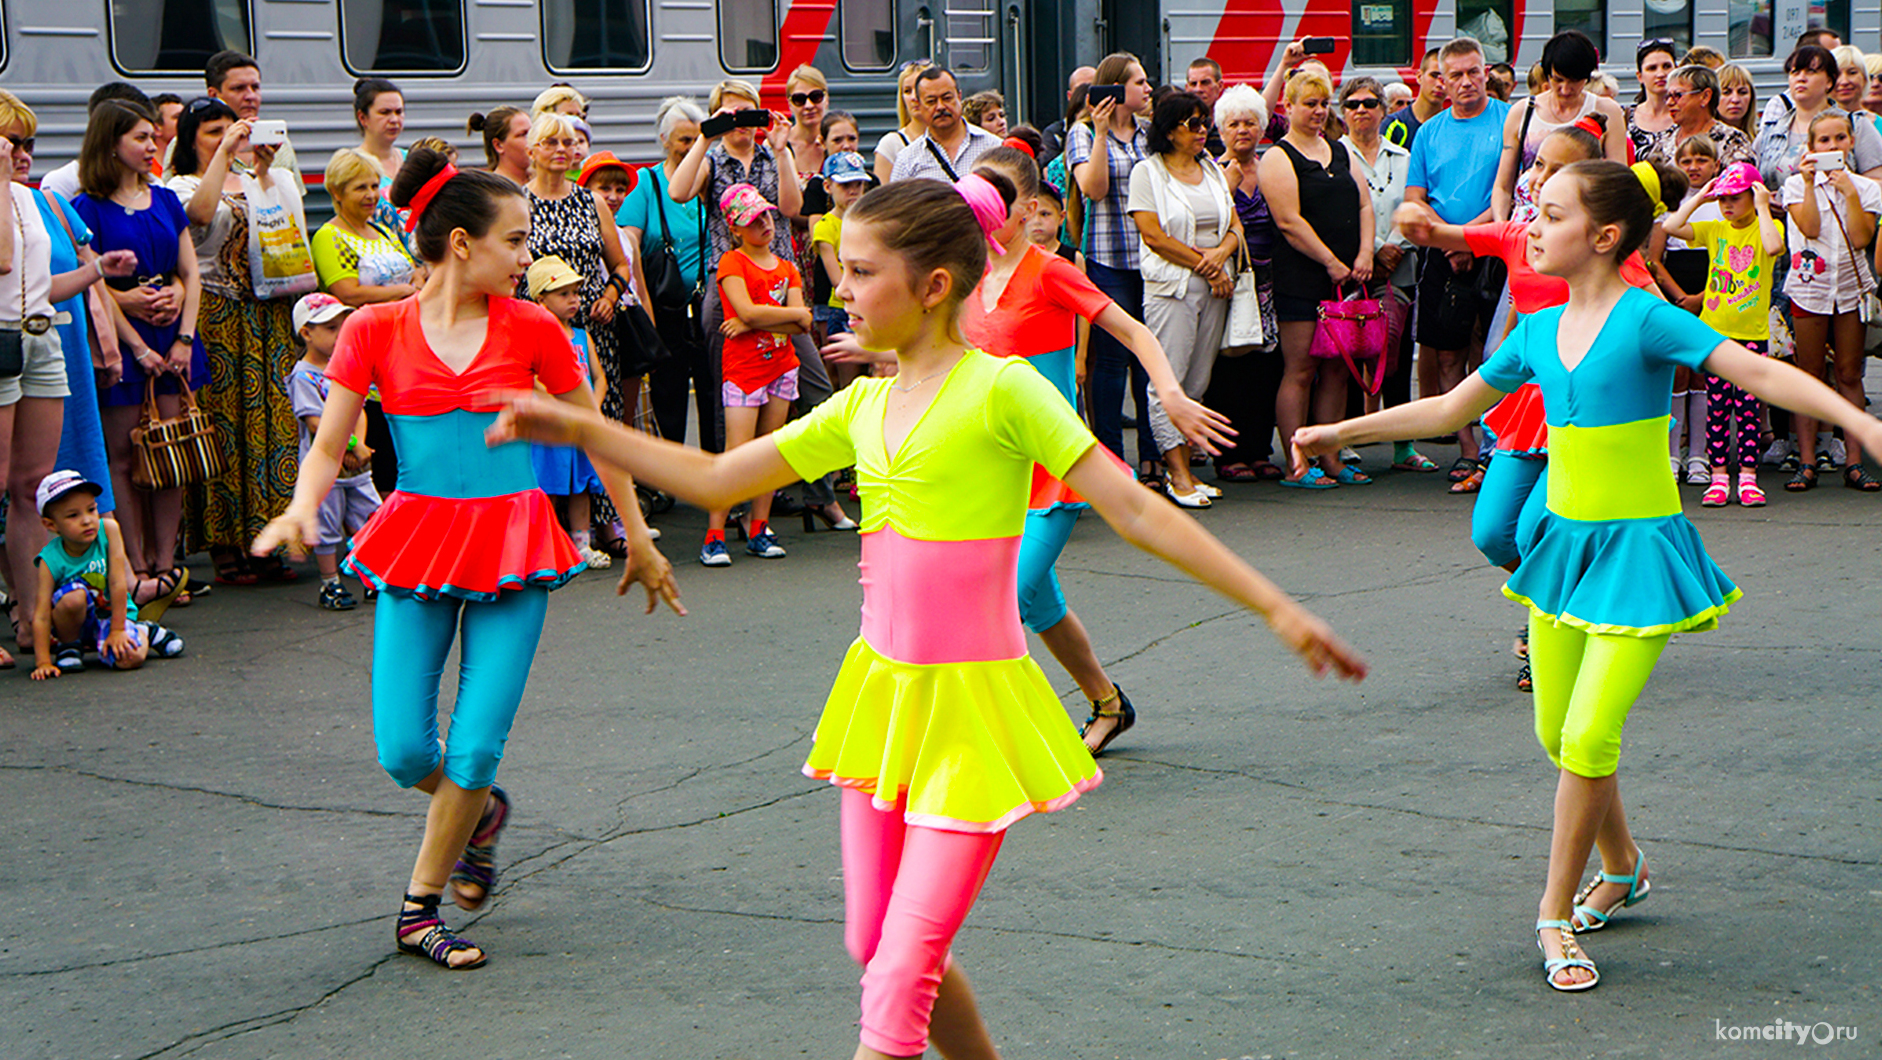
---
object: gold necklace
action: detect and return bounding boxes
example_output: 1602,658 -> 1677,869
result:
890,366 -> 950,393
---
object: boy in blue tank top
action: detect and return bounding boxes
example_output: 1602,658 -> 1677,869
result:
29,471 -> 184,679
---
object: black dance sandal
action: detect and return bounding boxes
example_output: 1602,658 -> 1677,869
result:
1081,685 -> 1137,756
1785,467 -> 1817,492
1843,465 -> 1881,492
396,892 -> 486,970
450,785 -> 511,912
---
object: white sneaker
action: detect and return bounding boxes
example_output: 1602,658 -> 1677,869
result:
1762,438 -> 1794,466
1670,457 -> 1681,474
646,526 -> 662,541
578,545 -> 613,570
1339,446 -> 1362,465
1828,437 -> 1847,466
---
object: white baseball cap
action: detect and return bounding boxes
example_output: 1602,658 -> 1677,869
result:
293,292 -> 353,334
36,469 -> 103,515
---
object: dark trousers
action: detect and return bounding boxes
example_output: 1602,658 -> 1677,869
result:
647,294 -> 718,452
1085,259 -> 1156,468
1205,347 -> 1284,468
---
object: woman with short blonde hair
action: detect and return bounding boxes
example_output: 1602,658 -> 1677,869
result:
874,62 -> 930,182
532,84 -> 586,118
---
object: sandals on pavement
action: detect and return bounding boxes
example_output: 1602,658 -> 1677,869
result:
396,892 -> 487,970
1537,920 -> 1600,992
1280,467 -> 1339,490
1391,452 -> 1440,472
1081,685 -> 1136,756
1252,460 -> 1286,480
1449,467 -> 1485,494
1214,463 -> 1261,483
134,568 -> 188,622
1163,482 -> 1212,508
450,784 -> 512,912
1843,464 -> 1881,491
1785,467 -> 1817,492
1571,849 -> 1650,933
1515,660 -> 1532,693
1334,466 -> 1372,486
1446,457 -> 1478,482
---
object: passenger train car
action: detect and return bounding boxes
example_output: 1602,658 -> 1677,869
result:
0,0 -> 1872,188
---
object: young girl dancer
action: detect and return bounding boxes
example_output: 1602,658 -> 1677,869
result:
254,147 -> 679,970
488,177 -> 1364,1056
1298,160 -> 1882,993
1662,162 -> 1785,507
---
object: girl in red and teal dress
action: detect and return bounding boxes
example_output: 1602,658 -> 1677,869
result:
254,147 -> 679,970
1299,160 -> 1882,993
488,176 -> 1363,1059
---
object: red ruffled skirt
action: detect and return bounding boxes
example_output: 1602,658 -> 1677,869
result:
342,490 -> 585,601
1484,383 -> 1549,457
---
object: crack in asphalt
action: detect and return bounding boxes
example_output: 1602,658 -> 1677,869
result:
0,914 -> 385,978
0,763 -> 422,819
129,953 -> 400,1060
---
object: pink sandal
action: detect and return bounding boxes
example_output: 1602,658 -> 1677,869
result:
1736,474 -> 1767,507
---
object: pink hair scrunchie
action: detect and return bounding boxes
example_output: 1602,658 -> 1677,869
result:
954,173 -> 1008,256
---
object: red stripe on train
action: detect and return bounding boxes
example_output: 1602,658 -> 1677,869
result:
761,0 -> 838,109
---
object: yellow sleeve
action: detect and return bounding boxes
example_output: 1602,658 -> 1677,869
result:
772,380 -> 864,480
985,358 -> 1095,479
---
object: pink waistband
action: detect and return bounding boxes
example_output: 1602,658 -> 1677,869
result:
858,526 -> 1025,664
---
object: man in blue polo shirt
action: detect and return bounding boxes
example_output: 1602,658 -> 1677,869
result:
1405,36 -> 1508,481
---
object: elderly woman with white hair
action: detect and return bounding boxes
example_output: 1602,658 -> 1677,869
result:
619,96 -> 716,448
522,110 -> 639,549
1197,83 -> 1288,482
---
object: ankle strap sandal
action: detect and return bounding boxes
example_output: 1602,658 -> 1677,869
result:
1080,685 -> 1137,756
396,892 -> 486,970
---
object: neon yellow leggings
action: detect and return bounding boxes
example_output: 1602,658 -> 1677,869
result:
1528,614 -> 1669,778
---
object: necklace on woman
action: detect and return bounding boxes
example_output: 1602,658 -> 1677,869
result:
890,367 -> 950,393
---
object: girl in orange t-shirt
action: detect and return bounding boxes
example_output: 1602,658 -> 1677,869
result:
707,183 -> 812,565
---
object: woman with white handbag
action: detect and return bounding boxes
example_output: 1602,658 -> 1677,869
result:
1128,91 -> 1243,508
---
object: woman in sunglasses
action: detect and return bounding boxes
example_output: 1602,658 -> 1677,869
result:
783,64 -> 830,181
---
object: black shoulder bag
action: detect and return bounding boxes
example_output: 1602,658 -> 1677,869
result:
923,136 -> 963,182
641,166 -> 707,313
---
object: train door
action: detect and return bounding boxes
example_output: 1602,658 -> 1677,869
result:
933,0 -> 1005,108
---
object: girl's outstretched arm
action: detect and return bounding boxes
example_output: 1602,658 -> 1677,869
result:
548,383 -> 683,615
1706,340 -> 1882,453
1091,302 -> 1236,451
487,393 -> 804,512
1292,374 -> 1506,471
1064,450 -> 1368,681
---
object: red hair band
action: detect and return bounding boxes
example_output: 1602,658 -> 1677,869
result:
1002,136 -> 1035,158
1571,116 -> 1605,140
404,163 -> 460,232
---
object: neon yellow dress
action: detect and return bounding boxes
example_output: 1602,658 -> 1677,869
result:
772,350 -> 1103,832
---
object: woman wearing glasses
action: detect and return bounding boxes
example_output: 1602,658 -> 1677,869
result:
1493,32 -> 1629,221
783,65 -> 830,181
1338,77 -> 1419,428
1126,91 -> 1244,507
1627,39 -> 1680,162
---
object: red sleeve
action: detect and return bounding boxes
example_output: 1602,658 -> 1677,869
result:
1040,255 -> 1112,323
1462,220 -> 1525,263
784,259 -> 803,290
324,305 -> 383,394
515,300 -> 587,395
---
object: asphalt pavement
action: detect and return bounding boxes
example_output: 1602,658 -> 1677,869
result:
3,437 -> 1878,1060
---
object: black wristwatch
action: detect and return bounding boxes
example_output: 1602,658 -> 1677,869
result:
174,332 -> 196,345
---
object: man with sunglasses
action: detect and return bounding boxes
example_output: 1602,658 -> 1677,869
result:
888,68 -> 1001,184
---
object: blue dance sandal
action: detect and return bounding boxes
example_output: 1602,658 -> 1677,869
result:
1570,849 -> 1649,933
1536,919 -> 1599,992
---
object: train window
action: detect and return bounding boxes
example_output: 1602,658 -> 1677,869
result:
545,0 -> 652,71
719,0 -> 779,71
1455,0 -> 1513,64
340,0 -> 466,73
110,0 -> 251,74
841,0 -> 896,70
1351,0 -> 1411,66
1552,0 -> 1603,45
1643,0 -> 1693,58
945,0 -> 993,73
1728,0 -> 1771,58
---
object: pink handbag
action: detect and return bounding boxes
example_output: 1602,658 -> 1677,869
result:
1310,282 -> 1390,395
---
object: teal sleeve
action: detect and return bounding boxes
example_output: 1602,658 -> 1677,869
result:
772,381 -> 862,480
1639,293 -> 1729,370
1476,314 -> 1534,393
987,358 -> 1096,479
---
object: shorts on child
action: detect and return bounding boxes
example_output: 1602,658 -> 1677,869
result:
813,304 -> 851,336
0,329 -> 72,407
722,367 -> 800,408
50,577 -> 146,665
317,473 -> 383,556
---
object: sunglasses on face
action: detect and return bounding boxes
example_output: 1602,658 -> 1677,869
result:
1342,98 -> 1381,110
1179,115 -> 1208,131
791,89 -> 826,106
2,135 -> 34,154
1664,89 -> 1688,103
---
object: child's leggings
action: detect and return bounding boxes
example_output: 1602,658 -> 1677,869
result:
1706,369 -> 1763,470
372,588 -> 549,791
1527,613 -> 1669,778
1016,506 -> 1080,633
1470,457 -> 1550,569
841,788 -> 1005,1056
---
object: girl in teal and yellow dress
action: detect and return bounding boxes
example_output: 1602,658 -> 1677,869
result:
487,176 -> 1366,1060
1297,160 -> 1882,993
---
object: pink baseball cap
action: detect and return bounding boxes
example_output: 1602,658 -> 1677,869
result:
719,183 -> 777,227
1710,162 -> 1762,198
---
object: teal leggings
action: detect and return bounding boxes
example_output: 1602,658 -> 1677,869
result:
1527,613 -> 1668,778
1016,506 -> 1080,633
372,588 -> 550,790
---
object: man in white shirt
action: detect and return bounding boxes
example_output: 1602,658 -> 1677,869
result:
888,69 -> 1001,184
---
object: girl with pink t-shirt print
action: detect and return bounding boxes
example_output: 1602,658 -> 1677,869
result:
705,182 -> 812,566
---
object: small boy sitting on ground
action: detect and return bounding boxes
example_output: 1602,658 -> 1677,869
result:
288,292 -> 384,610
31,470 -> 184,679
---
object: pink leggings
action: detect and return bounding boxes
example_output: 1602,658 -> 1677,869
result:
841,788 -> 1005,1056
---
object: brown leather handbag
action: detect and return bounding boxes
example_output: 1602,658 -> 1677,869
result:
130,377 -> 229,489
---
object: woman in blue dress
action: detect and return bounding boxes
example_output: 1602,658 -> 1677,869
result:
1297,160 -> 1882,992
71,100 -> 208,608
